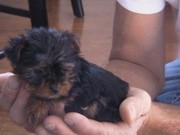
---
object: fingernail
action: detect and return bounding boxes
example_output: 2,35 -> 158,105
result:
64,118 -> 75,127
130,104 -> 137,121
36,128 -> 49,135
6,77 -> 20,91
44,123 -> 56,131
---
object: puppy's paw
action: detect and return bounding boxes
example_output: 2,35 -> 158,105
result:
64,100 -> 99,120
64,101 -> 86,115
26,99 -> 49,128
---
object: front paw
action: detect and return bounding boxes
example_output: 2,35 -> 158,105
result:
64,101 -> 84,114
26,100 -> 49,128
64,101 -> 99,119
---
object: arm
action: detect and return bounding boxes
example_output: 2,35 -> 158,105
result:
139,102 -> 180,135
35,2 -> 167,135
107,2 -> 165,98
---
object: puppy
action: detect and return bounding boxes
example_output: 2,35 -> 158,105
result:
0,28 -> 129,127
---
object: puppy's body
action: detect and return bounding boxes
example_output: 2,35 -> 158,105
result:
66,58 -> 128,122
0,28 -> 128,127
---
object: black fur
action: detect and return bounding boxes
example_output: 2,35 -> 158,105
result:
0,27 -> 128,126
66,58 -> 128,122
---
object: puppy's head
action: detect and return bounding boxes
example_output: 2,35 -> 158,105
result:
5,27 -> 81,99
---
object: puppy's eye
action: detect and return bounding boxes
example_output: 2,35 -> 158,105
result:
34,69 -> 44,74
22,68 -> 45,87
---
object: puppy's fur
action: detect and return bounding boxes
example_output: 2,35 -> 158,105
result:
0,28 -> 128,127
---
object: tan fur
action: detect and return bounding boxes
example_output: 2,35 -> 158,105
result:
83,102 -> 98,118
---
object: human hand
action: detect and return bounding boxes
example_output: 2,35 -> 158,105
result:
0,72 -> 33,131
0,72 -> 66,132
0,73 -> 151,134
35,87 -> 151,135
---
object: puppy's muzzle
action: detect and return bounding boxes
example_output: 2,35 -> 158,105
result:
49,84 -> 59,94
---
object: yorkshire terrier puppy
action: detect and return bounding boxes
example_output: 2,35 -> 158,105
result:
0,28 -> 128,127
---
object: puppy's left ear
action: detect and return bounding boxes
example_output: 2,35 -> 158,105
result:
5,36 -> 25,66
71,37 -> 80,54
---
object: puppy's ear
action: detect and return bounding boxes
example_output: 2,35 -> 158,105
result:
0,49 -> 5,59
62,31 -> 81,54
71,37 -> 80,54
5,36 -> 25,66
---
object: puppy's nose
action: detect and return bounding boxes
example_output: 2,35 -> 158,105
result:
49,84 -> 59,94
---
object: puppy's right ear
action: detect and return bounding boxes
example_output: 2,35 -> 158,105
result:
5,36 -> 25,66
0,49 -> 5,59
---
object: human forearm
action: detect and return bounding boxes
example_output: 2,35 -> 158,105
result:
108,2 -> 165,98
139,102 -> 180,135
106,60 -> 162,99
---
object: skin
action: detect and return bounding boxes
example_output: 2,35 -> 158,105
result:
109,2 -> 165,98
0,73 -> 151,135
33,2 -> 180,135
0,73 -> 180,135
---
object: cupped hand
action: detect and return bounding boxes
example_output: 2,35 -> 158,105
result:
35,87 -> 151,135
0,73 -> 151,135
0,72 -> 66,132
0,73 -> 32,130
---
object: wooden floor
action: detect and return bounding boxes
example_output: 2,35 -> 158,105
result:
0,0 -> 179,135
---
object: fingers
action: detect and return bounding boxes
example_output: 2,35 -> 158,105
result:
63,113 -> 124,135
9,85 -> 30,128
0,72 -> 14,86
0,73 -> 34,131
36,125 -> 50,135
36,115 -> 76,135
49,102 -> 65,117
39,113 -> 123,135
64,113 -> 102,135
0,73 -> 20,111
37,87 -> 151,135
120,87 -> 151,124
36,112 -> 147,135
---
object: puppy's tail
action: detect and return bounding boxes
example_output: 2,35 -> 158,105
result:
0,49 -> 5,59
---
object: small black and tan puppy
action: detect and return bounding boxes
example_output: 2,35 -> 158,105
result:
0,28 -> 128,127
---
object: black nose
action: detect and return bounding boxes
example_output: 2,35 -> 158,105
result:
49,84 -> 59,94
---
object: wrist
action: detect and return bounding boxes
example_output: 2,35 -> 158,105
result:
137,103 -> 158,135
138,102 -> 180,135
137,111 -> 151,135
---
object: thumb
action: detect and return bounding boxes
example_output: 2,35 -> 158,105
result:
120,87 -> 151,125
